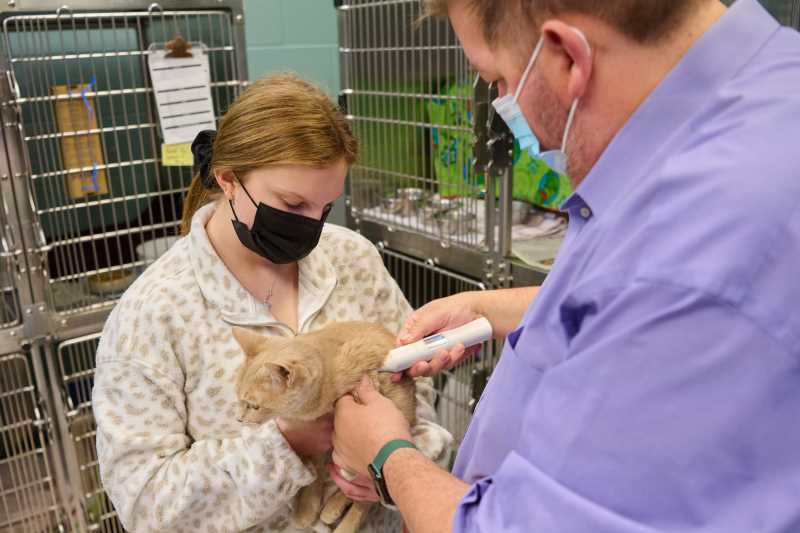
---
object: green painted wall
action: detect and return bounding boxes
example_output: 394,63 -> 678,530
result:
242,0 -> 346,224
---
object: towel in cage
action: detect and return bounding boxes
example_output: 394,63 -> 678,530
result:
51,81 -> 109,199
429,81 -> 573,209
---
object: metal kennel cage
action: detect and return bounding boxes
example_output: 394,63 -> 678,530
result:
0,0 -> 247,329
337,0 -> 549,291
0,1 -> 247,531
338,0 -> 491,252
0,351 -> 63,533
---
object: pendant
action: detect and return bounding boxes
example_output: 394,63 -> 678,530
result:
264,285 -> 274,310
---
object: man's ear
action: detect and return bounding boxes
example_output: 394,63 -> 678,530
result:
541,20 -> 593,101
231,327 -> 266,357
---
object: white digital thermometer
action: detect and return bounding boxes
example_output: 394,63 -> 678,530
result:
380,317 -> 493,373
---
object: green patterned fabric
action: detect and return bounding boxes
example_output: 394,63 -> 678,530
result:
429,82 -> 572,208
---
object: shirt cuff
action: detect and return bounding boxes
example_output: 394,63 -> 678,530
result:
240,419 -> 316,492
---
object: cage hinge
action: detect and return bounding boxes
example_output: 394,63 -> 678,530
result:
333,0 -> 344,8
338,92 -> 348,114
21,303 -> 57,342
32,393 -> 52,441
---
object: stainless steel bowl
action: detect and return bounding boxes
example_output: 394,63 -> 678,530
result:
428,195 -> 464,212
510,200 -> 531,225
381,196 -> 404,214
436,210 -> 477,236
397,188 -> 427,216
423,195 -> 464,224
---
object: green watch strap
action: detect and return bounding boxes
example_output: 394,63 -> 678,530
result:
371,439 -> 417,473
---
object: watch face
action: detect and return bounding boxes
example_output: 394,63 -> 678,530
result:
368,463 -> 380,480
368,463 -> 397,510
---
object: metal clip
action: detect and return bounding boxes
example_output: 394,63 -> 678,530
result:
5,69 -> 20,104
55,5 -> 73,18
32,395 -> 52,439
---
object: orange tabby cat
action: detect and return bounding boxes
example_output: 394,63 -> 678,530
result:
233,322 -> 417,533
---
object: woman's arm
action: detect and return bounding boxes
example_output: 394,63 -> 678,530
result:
92,304 -> 314,532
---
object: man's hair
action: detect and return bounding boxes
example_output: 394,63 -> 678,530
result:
422,0 -> 702,45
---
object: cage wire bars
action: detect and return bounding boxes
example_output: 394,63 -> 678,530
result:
0,2 -> 247,531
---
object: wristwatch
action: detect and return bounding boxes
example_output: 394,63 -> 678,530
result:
368,439 -> 417,509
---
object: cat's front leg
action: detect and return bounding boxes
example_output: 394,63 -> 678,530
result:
320,489 -> 351,525
332,501 -> 372,533
291,456 -> 326,528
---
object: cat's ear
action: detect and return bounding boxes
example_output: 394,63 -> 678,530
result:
231,327 -> 267,357
256,362 -> 295,388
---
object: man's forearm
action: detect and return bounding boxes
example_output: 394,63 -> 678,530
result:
384,448 -> 470,533
467,286 -> 539,338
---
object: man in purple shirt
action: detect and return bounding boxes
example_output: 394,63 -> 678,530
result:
331,0 -> 800,531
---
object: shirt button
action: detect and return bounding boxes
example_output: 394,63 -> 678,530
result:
580,207 -> 592,219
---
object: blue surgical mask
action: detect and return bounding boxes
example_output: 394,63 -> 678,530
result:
492,30 -> 589,176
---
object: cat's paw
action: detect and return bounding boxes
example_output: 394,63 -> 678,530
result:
332,502 -> 371,533
291,504 -> 320,529
320,491 -> 350,525
291,484 -> 323,529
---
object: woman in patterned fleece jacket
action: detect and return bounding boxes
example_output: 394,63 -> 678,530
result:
91,74 -> 452,533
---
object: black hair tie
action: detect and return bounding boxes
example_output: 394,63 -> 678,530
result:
191,129 -> 217,189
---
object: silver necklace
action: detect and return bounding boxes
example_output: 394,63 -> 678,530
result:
264,278 -> 276,310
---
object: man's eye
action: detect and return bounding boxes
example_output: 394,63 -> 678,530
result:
246,403 -> 260,410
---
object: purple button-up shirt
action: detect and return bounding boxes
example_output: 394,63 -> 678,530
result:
452,1 -> 800,531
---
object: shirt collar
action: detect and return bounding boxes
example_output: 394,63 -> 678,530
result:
188,202 -> 337,333
574,0 -> 779,218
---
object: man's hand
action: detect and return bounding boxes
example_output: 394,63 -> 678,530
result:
277,414 -> 334,457
333,376 -> 412,476
392,292 -> 483,381
327,463 -> 380,502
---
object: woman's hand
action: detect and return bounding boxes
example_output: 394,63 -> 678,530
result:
392,292 -> 484,381
327,462 -> 380,502
277,414 -> 334,457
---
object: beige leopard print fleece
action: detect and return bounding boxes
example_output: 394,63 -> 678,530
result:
92,202 -> 453,533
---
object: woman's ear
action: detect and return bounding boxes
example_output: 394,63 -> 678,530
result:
231,326 -> 266,357
215,169 -> 237,201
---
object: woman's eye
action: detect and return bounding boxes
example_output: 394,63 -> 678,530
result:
285,202 -> 304,210
249,404 -> 260,410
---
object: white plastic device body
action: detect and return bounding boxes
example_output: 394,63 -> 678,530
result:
379,317 -> 493,372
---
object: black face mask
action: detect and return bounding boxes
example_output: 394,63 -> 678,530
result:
230,182 -> 331,264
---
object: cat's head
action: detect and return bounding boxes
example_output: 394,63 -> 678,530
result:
232,327 -> 324,425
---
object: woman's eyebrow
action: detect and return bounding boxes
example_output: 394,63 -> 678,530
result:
273,188 -> 307,202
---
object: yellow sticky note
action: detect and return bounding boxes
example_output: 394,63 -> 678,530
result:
161,143 -> 194,167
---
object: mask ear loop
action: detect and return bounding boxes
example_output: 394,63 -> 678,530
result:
560,27 -> 591,154
229,171 -> 258,223
321,203 -> 333,222
560,99 -> 579,154
514,37 -> 545,102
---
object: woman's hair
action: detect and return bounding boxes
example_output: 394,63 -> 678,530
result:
180,73 -> 358,235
